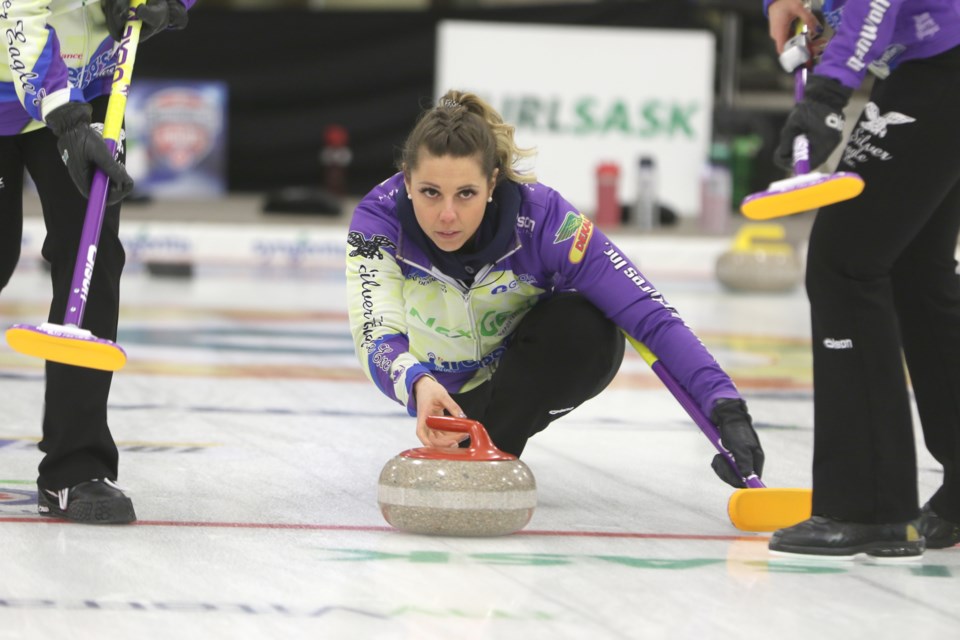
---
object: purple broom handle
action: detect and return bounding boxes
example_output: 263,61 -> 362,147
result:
649,359 -> 765,489
794,64 -> 806,103
63,139 -> 116,328
792,66 -> 812,176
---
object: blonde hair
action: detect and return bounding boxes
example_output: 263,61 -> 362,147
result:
400,90 -> 536,184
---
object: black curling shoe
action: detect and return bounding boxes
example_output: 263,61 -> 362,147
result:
769,515 -> 924,559
38,478 -> 136,524
917,503 -> 960,549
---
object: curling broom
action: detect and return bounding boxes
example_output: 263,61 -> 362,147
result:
740,29 -> 864,221
627,335 -> 811,532
5,1 -> 145,371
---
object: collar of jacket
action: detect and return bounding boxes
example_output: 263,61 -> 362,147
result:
396,179 -> 522,284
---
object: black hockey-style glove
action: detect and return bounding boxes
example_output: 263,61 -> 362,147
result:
710,398 -> 765,488
101,0 -> 189,43
45,102 -> 134,205
774,74 -> 853,171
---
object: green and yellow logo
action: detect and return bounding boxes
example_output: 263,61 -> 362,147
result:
553,212 -> 583,243
553,212 -> 593,264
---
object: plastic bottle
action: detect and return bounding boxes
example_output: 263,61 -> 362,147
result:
699,142 -> 733,235
632,156 -> 657,232
319,124 -> 352,197
594,162 -> 621,228
731,134 -> 763,210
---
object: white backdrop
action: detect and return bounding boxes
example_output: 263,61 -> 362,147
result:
436,20 -> 715,218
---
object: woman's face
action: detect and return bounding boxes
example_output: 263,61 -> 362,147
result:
405,151 -> 498,252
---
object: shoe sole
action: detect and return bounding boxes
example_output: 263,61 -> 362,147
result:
38,495 -> 136,525
769,540 -> 925,560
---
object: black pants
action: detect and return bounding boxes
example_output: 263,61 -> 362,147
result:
806,45 -> 960,523
0,96 -> 126,490
453,293 -> 625,457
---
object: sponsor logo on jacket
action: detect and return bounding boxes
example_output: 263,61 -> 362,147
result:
517,216 -> 535,233
426,346 -> 507,373
603,245 -> 676,315
846,0 -> 894,72
490,273 -> 537,295
554,212 -> 593,264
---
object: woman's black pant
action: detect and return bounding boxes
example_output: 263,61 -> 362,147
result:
0,96 -> 126,491
453,293 -> 625,457
806,45 -> 960,523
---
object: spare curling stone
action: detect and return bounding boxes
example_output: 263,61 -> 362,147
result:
378,416 -> 537,537
715,223 -> 802,293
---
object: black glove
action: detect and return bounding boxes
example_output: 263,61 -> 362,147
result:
45,102 -> 134,205
709,398 -> 765,488
101,0 -> 188,43
774,75 -> 853,171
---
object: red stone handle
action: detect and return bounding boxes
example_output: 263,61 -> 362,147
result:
401,415 -> 517,461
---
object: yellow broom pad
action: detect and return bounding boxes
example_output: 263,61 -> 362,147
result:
727,487 -> 812,532
6,326 -> 127,371
742,174 -> 864,220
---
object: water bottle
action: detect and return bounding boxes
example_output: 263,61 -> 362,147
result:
594,162 -> 621,228
632,156 -> 657,232
699,143 -> 732,235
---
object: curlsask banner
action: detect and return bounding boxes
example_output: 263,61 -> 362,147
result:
436,21 -> 715,218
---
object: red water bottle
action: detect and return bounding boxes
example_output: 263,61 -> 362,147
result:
320,124 -> 352,196
595,162 -> 621,228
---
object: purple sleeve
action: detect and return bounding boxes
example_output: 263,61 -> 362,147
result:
346,175 -> 436,416
364,332 -> 431,416
815,0 -> 907,88
537,190 -> 741,416
12,25 -> 77,122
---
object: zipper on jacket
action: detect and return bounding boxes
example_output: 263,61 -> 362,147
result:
462,291 -> 483,362
396,236 -> 525,363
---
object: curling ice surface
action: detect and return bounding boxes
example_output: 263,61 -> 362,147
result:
0,222 -> 957,640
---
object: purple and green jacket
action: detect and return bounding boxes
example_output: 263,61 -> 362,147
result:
1,0 -> 195,136
346,173 -> 741,417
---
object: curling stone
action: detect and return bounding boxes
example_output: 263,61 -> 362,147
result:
715,223 -> 802,293
378,416 -> 537,537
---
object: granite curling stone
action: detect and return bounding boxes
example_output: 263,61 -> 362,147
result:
378,416 -> 537,537
715,223 -> 802,293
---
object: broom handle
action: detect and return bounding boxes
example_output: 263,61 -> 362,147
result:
791,23 -> 812,176
792,65 -> 812,176
626,335 -> 765,489
64,4 -> 144,327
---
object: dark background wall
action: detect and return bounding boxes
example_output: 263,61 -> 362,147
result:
135,2 -> 784,196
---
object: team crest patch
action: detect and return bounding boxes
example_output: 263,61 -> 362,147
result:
554,212 -> 593,264
348,231 -> 396,260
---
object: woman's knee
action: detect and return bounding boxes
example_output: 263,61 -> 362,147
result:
520,294 -> 623,370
